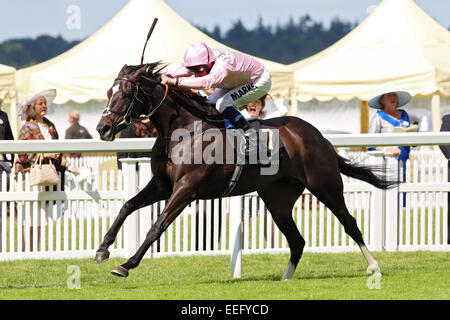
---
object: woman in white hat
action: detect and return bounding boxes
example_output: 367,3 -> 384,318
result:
15,89 -> 79,250
368,87 -> 412,163
14,89 -> 77,176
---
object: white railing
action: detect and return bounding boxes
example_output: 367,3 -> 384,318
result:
0,134 -> 449,272
1,132 -> 450,153
0,156 -> 125,260
397,150 -> 449,251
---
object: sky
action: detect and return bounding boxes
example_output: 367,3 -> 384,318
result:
0,0 -> 449,43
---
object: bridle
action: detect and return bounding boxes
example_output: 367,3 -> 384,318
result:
104,76 -> 169,132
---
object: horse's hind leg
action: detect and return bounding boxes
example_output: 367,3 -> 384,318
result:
258,179 -> 305,280
94,177 -> 171,263
326,195 -> 381,276
307,174 -> 381,277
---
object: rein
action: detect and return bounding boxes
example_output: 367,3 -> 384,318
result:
146,82 -> 169,119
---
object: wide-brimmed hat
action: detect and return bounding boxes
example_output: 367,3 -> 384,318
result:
368,87 -> 411,109
19,89 -> 57,120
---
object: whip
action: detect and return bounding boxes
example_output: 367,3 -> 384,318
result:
140,17 -> 158,64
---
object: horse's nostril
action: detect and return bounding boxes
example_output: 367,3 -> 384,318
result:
97,124 -> 111,136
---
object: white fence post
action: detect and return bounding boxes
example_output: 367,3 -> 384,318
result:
385,154 -> 400,252
120,158 -> 140,257
229,195 -> 242,278
369,151 -> 385,251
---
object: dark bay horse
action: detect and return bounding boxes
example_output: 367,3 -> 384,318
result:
95,62 -> 396,279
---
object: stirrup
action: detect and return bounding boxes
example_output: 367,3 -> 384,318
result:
243,130 -> 258,156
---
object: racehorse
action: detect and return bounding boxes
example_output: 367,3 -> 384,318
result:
95,62 -> 396,279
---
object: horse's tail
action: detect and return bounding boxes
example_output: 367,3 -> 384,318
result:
336,154 -> 398,190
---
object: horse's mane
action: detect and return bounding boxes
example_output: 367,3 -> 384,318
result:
136,61 -> 221,119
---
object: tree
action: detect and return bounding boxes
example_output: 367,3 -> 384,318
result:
0,35 -> 81,68
0,15 -> 357,68
199,14 -> 357,64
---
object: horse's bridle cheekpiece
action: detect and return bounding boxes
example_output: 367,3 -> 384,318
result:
106,76 -> 168,133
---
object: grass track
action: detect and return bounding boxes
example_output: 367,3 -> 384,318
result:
0,251 -> 448,300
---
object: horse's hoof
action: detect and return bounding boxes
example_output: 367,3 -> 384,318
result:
281,261 -> 296,280
94,250 -> 110,264
367,264 -> 382,277
111,266 -> 129,278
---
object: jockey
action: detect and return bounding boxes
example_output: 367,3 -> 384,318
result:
161,42 -> 272,153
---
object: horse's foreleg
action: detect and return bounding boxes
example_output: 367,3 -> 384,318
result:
111,184 -> 193,277
94,177 -> 171,263
258,180 -> 305,280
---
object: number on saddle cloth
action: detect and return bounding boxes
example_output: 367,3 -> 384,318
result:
223,117 -> 235,129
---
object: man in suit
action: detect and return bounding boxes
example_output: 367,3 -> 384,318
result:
65,109 -> 93,157
0,105 -> 15,251
0,106 -> 14,187
438,114 -> 450,244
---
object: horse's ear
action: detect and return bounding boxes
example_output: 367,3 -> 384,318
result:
138,64 -> 149,75
129,65 -> 148,82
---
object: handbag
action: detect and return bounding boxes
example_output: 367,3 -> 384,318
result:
30,154 -> 60,186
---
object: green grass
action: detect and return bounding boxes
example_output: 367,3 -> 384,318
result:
0,251 -> 448,300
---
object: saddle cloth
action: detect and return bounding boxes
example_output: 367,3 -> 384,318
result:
224,118 -> 284,165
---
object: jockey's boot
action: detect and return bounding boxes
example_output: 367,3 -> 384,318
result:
221,106 -> 257,156
230,117 -> 258,156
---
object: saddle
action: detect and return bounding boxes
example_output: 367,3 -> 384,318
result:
221,118 -> 284,197
224,118 -> 284,165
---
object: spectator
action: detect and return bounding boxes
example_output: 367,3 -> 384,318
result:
15,89 -> 80,176
242,94 -> 288,120
368,87 -> 414,163
368,87 -> 415,207
245,94 -> 267,119
116,115 -> 157,170
438,114 -> 450,244
0,102 -> 14,252
65,109 -> 93,158
0,103 -> 14,187
15,89 -> 80,250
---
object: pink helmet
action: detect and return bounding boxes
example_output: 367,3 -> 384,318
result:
183,42 -> 215,67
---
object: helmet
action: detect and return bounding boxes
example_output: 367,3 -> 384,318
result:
183,42 -> 215,68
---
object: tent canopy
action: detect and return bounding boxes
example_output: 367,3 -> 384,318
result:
0,64 -> 15,101
16,0 -> 290,104
289,0 -> 450,102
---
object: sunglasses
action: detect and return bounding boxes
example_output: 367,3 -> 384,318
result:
186,65 -> 205,74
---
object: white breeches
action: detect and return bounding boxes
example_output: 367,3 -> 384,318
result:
206,69 -> 272,112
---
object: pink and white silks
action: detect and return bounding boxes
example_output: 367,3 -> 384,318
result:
166,48 -> 272,112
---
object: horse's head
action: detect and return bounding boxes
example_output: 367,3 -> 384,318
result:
96,63 -> 164,141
